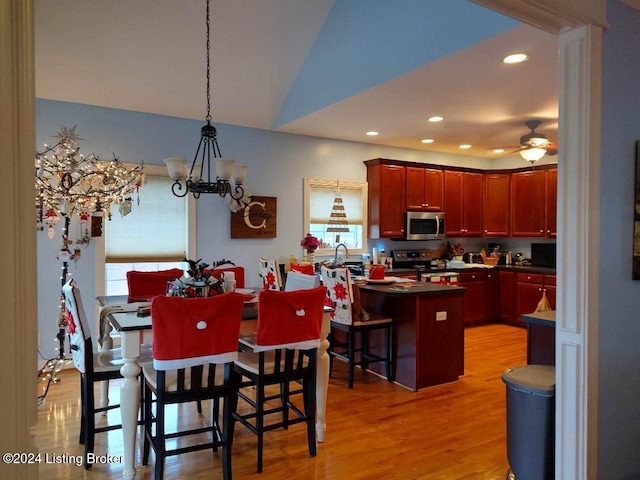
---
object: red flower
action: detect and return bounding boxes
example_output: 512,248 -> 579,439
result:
332,282 -> 347,301
65,309 -> 76,335
266,271 -> 276,287
300,233 -> 320,252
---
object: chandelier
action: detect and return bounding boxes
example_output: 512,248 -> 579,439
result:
164,0 -> 249,210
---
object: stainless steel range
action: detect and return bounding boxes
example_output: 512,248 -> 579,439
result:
392,249 -> 445,276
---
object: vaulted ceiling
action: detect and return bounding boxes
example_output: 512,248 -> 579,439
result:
35,0 -> 558,159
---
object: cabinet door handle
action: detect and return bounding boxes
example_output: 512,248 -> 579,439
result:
540,229 -> 544,233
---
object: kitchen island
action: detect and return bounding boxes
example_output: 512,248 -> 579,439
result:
357,282 -> 466,391
521,310 -> 556,365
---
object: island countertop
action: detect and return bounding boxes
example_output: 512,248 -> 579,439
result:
521,310 -> 556,326
358,281 -> 465,295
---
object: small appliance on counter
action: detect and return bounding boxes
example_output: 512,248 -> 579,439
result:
463,252 -> 483,264
531,243 -> 556,268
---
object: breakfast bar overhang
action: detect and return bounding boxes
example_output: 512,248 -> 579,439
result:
357,282 -> 466,391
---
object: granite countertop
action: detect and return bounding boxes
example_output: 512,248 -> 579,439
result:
521,310 -> 556,326
358,281 -> 465,295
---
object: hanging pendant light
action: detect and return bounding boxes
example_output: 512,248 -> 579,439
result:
165,0 -> 249,208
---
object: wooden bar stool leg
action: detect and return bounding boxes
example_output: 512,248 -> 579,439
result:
360,329 -> 368,371
347,329 -> 356,389
385,325 -> 392,381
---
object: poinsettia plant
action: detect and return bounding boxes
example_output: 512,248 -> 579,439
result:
300,233 -> 320,253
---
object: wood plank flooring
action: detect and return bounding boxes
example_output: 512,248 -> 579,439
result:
34,323 -> 526,480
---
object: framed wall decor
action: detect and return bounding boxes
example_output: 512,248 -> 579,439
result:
633,141 -> 640,280
231,195 -> 277,239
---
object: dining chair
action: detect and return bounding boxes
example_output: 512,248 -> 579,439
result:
141,293 -> 244,480
258,258 -> 282,291
208,266 -> 246,289
321,266 -> 393,389
62,279 -> 152,469
126,268 -> 184,302
233,285 -> 327,472
284,270 -> 320,292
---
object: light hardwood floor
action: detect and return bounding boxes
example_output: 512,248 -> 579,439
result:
34,323 -> 526,480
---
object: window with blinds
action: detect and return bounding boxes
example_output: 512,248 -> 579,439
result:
105,175 -> 188,263
304,178 -> 367,254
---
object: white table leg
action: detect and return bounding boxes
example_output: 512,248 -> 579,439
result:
316,312 -> 331,443
99,332 -> 114,413
119,330 -> 141,480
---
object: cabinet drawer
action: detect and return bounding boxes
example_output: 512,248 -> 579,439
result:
515,273 -> 544,284
459,271 -> 489,282
544,275 -> 556,286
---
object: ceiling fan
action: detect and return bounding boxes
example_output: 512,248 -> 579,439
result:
495,120 -> 558,163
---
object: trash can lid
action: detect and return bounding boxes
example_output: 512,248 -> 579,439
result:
502,365 -> 555,395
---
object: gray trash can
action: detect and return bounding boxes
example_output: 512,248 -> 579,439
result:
502,365 -> 555,480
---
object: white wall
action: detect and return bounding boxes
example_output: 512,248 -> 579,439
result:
36,99 -> 494,359
597,2 -> 640,477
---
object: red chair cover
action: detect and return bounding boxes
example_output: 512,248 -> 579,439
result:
290,263 -> 314,275
126,268 -> 184,301
206,266 -> 246,289
150,293 -> 244,370
254,286 -> 327,352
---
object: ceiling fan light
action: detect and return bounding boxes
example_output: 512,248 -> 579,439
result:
520,147 -> 546,163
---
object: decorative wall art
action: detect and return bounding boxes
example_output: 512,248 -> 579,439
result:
231,195 -> 277,239
634,141 -> 640,280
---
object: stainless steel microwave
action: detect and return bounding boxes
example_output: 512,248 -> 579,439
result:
405,211 -> 446,240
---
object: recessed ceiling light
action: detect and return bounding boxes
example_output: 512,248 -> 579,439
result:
366,131 -> 379,136
459,144 -> 472,150
503,53 -> 529,64
493,148 -> 505,153
421,138 -> 434,144
428,116 -> 444,122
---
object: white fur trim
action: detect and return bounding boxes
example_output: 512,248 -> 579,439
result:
253,339 -> 320,353
153,351 -> 238,371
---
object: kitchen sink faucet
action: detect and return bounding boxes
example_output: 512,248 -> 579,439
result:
334,243 -> 350,266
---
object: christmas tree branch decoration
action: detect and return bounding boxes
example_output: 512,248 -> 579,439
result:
36,125 -> 145,236
35,125 -> 145,389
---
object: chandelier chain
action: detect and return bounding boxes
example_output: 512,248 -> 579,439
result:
205,0 -> 211,122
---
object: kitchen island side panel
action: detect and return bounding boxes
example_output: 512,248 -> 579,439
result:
359,286 -> 465,391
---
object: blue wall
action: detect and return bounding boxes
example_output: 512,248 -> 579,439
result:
36,98 -> 493,360
598,2 -> 640,477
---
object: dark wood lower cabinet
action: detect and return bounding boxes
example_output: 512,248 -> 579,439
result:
458,270 -> 499,325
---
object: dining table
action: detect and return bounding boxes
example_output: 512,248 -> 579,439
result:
96,293 -> 331,480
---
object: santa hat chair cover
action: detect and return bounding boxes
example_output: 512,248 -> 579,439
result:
150,293 -> 244,370
254,286 -> 327,352
127,268 -> 184,302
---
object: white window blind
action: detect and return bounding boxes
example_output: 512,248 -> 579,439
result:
105,175 -> 187,262
309,184 -> 364,225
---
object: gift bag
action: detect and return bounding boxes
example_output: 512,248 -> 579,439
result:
535,290 -> 552,312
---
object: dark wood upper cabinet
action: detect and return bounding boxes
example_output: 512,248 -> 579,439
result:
511,170 -> 546,237
545,168 -> 557,238
406,167 -> 444,211
463,173 -> 483,236
444,171 -> 483,237
444,171 -> 464,236
483,173 -> 510,237
366,161 -> 406,238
